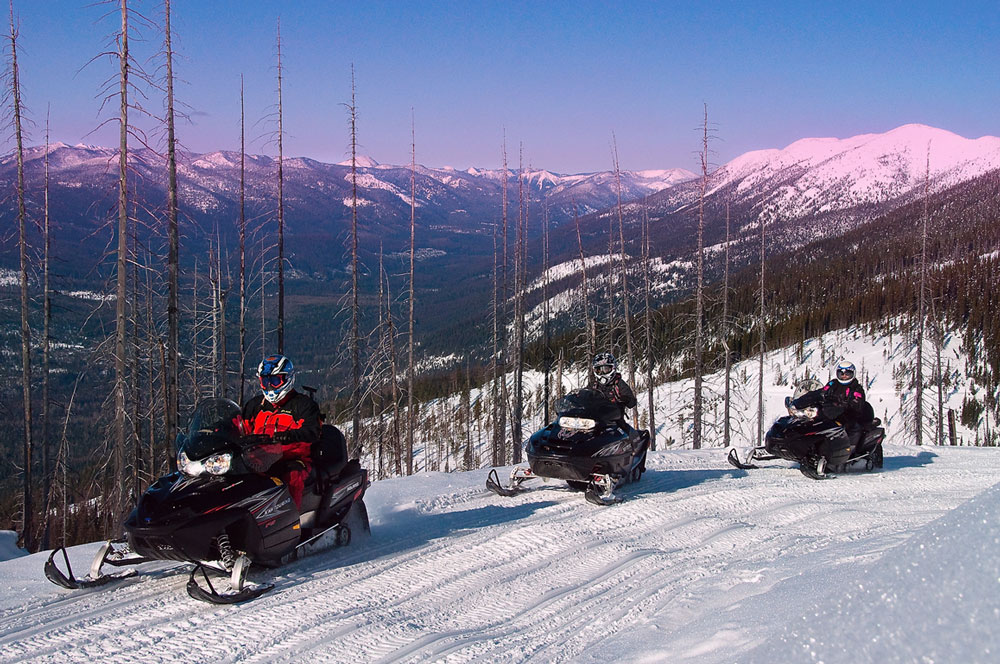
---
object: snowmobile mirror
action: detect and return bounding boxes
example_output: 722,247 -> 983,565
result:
784,396 -> 793,408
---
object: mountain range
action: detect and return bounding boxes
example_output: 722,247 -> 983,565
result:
2,123 -> 999,363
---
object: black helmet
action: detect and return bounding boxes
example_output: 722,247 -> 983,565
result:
593,352 -> 617,384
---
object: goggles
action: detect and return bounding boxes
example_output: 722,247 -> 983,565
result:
260,374 -> 288,389
594,364 -> 614,376
836,368 -> 855,379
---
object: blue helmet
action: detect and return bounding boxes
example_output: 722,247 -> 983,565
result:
258,354 -> 295,403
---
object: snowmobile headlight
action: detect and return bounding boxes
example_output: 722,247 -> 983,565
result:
177,450 -> 204,477
203,453 -> 232,475
559,416 -> 596,430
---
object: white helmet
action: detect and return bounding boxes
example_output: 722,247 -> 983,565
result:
592,352 -> 617,385
835,360 -> 856,385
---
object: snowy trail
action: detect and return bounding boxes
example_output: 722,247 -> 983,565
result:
1,445 -> 998,663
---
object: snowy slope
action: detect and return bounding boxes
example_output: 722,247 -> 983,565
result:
0,446 -> 998,663
656,124 -> 1000,222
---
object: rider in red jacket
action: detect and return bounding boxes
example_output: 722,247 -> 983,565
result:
241,354 -> 320,509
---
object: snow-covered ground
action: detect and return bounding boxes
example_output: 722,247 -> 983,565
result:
0,445 -> 997,662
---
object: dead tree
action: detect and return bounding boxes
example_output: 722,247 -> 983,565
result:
275,19 -> 286,352
722,203 -> 731,449
511,145 -> 525,464
111,0 -> 132,529
757,211 -> 767,445
542,205 -> 551,424
238,75 -> 248,404
692,105 -> 708,449
490,220 -> 503,467
642,207 -> 656,450
914,148 -> 929,445
574,203 -> 595,361
163,0 -> 180,462
496,136 -> 509,464
8,0 -> 33,550
41,109 -> 53,548
348,65 -> 361,457
611,134 -> 635,403
406,112 -> 416,475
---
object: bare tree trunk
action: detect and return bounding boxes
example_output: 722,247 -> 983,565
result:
209,241 -> 219,396
348,65 -> 361,458
757,211 -> 766,445
41,109 -> 53,549
915,149 -> 929,446
932,295 -> 944,446
192,258 -> 200,400
9,2 -> 33,549
723,203 -> 731,449
612,134 -> 635,410
238,75 -> 247,405
112,0 -> 131,531
511,146 -> 525,465
642,208 -> 656,450
542,205 -> 551,424
406,112 -> 416,475
275,19 -> 285,353
692,105 -> 707,449
164,0 -> 180,468
498,137 -> 509,464
385,266 -> 402,477
491,221 -> 502,467
574,205 -> 595,362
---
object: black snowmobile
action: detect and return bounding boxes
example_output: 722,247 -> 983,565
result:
487,389 -> 650,505
45,398 -> 370,604
727,380 -> 885,479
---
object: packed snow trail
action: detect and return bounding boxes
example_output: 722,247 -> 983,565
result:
0,445 -> 998,663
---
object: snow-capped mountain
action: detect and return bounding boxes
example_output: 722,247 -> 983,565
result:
5,142 -> 695,231
650,123 -> 1000,224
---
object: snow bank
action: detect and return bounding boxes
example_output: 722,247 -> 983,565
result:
755,480 -> 1000,663
0,531 -> 26,562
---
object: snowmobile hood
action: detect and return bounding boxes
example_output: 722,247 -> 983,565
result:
127,471 -> 277,528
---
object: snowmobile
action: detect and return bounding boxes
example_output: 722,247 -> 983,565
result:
44,398 -> 370,604
727,379 -> 885,479
487,389 -> 649,505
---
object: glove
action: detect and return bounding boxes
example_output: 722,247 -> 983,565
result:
243,441 -> 283,473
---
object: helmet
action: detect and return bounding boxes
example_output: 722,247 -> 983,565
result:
592,352 -> 617,385
258,354 -> 295,403
835,360 -> 856,385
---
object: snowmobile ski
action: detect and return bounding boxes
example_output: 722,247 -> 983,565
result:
185,557 -> 274,605
584,474 -> 624,506
726,446 -> 781,470
43,540 -> 147,590
486,467 -> 533,497
799,456 -> 831,480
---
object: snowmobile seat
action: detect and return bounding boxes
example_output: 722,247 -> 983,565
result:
311,424 -> 349,488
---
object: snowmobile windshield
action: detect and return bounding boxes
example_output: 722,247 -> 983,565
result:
555,389 -> 621,424
792,378 -> 823,400
181,398 -> 243,460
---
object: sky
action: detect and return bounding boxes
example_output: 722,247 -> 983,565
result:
5,0 -> 1000,174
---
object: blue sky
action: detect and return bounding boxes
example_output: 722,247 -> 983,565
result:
7,0 -> 998,173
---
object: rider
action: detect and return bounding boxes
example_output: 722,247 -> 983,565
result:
588,352 -> 637,427
793,360 -> 871,447
241,354 -> 321,509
